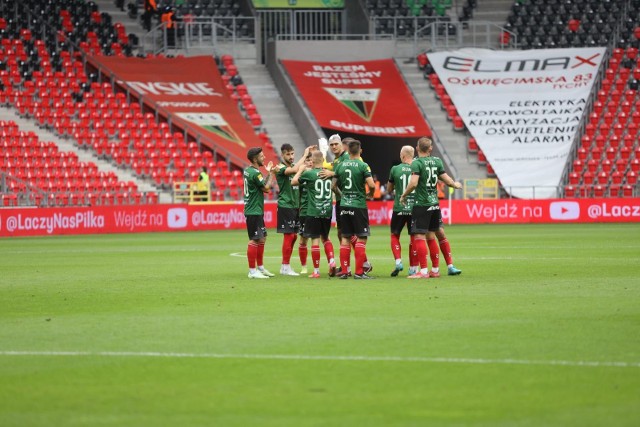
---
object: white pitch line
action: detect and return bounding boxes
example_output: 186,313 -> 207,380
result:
1,350 -> 638,368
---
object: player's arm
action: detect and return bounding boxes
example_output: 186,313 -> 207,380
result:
386,181 -> 394,195
331,177 -> 342,199
438,173 -> 462,190
291,164 -> 306,186
318,168 -> 335,179
261,161 -> 275,193
365,176 -> 375,200
399,174 -> 419,205
283,145 -> 316,176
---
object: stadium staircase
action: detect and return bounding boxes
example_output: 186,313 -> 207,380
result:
234,63 -> 308,158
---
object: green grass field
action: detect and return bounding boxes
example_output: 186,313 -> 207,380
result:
1,223 -> 639,426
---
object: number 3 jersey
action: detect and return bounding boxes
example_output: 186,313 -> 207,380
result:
334,158 -> 372,209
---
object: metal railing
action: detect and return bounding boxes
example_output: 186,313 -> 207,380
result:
141,16 -> 257,57
414,20 -> 518,53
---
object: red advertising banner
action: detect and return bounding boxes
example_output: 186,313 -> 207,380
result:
0,203 -> 274,237
89,55 -> 262,166
365,199 -> 640,225
2,199 -> 639,237
281,59 -> 431,137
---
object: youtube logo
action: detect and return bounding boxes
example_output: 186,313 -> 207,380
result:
167,208 -> 188,228
549,201 -> 580,220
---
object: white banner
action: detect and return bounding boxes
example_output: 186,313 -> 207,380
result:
428,48 -> 605,199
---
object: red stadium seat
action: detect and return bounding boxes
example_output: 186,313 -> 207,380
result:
582,171 -> 595,185
615,158 -> 628,174
577,147 -> 588,161
580,135 -> 592,149
593,185 -> 605,198
623,134 -> 635,148
601,159 -> 613,174
453,115 -> 465,131
596,171 -> 608,185
622,185 -> 634,197
477,150 -> 487,165
630,159 -> 640,173
572,159 -> 584,174
609,185 -> 622,197
620,147 -> 632,160
605,147 -> 617,161
627,171 -> 638,185
568,172 -> 580,185
564,185 -> 577,198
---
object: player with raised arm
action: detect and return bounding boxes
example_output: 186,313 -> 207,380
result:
400,137 -> 462,279
243,147 -> 275,279
274,143 -> 314,276
292,150 -> 337,278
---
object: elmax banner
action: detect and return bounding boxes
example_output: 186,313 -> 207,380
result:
428,48 -> 605,199
282,59 -> 431,137
89,55 -> 262,167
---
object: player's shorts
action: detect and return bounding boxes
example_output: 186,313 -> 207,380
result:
303,217 -> 331,239
334,200 -> 342,229
298,215 -> 307,236
340,207 -> 370,238
390,211 -> 412,236
246,215 -> 267,240
410,205 -> 441,234
277,206 -> 299,234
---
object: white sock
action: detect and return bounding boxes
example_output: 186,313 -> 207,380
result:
432,268 -> 439,274
249,268 -> 256,274
395,258 -> 402,265
420,268 -> 428,275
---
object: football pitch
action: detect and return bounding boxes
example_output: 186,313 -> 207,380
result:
1,223 -> 639,426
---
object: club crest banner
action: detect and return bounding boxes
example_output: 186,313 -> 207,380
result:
428,47 -> 606,199
282,59 -> 431,137
89,55 -> 263,167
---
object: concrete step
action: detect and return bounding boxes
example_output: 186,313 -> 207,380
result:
235,62 -> 307,157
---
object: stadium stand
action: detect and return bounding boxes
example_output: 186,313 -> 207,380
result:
0,0 -> 278,206
0,119 -> 149,206
415,0 -> 640,198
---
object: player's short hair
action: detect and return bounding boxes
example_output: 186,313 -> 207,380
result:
347,139 -> 361,155
342,136 -> 356,146
328,134 -> 341,143
417,137 -> 432,153
247,147 -> 263,162
311,150 -> 324,163
401,145 -> 415,159
280,143 -> 294,153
